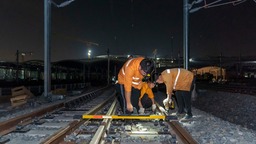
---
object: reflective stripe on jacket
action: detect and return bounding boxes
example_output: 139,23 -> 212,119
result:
161,68 -> 194,95
118,57 -> 144,92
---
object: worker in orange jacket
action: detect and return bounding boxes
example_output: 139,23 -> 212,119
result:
156,68 -> 195,120
138,82 -> 156,114
116,57 -> 154,114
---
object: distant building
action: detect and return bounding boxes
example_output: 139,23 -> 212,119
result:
192,66 -> 226,83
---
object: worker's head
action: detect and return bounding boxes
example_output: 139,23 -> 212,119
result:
139,58 -> 154,77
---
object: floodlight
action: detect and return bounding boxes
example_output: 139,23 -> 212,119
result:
59,0 -> 75,7
51,0 -> 75,8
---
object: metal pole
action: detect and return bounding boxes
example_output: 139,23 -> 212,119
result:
83,62 -> 85,84
171,36 -> 174,60
88,56 -> 90,81
44,0 -> 51,97
219,52 -> 222,80
16,50 -> 19,84
178,50 -> 181,68
153,49 -> 157,75
107,49 -> 110,85
153,49 -> 158,91
183,0 -> 189,70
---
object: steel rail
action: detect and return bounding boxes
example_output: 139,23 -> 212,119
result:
88,101 -> 198,144
41,90 -> 116,144
155,103 -> 198,144
1,86 -> 198,144
168,121 -> 198,144
0,87 -> 107,136
89,99 -> 117,144
0,102 -> 64,135
197,83 -> 256,96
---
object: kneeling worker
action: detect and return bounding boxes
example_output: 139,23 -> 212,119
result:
138,82 -> 156,114
115,57 -> 155,114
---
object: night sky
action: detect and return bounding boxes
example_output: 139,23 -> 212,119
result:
0,0 -> 256,62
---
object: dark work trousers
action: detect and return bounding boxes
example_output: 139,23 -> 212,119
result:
141,94 -> 152,108
175,79 -> 194,116
115,83 -> 140,114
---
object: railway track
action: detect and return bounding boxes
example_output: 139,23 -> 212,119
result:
197,82 -> 256,96
0,86 -> 197,144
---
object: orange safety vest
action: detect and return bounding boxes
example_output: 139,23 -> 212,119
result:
139,83 -> 154,99
161,68 -> 194,95
118,57 -> 145,92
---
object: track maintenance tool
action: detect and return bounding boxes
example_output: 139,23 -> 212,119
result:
82,114 -> 178,121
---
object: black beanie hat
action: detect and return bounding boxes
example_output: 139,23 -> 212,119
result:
140,59 -> 154,76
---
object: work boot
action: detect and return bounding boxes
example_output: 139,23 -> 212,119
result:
176,112 -> 186,118
132,107 -> 138,115
138,108 -> 145,114
180,114 -> 193,122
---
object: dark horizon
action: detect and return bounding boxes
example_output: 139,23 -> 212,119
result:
1,0 -> 256,62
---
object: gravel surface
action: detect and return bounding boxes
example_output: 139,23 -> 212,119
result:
193,89 -> 256,131
155,88 -> 256,144
181,89 -> 256,144
181,107 -> 256,144
1,87 -> 256,144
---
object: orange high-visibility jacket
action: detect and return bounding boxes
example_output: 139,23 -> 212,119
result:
161,68 -> 194,95
118,57 -> 145,92
139,82 -> 154,100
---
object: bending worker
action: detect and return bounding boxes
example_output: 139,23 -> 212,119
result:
138,82 -> 156,114
116,57 -> 154,114
155,68 -> 195,120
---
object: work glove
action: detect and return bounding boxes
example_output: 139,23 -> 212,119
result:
152,104 -> 156,112
163,98 -> 172,110
139,107 -> 145,114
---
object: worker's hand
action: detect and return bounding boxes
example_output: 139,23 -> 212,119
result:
163,98 -> 172,110
139,107 -> 145,114
148,82 -> 155,88
152,104 -> 156,112
126,103 -> 133,112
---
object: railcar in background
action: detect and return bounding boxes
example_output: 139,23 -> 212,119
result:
0,58 -> 125,88
0,60 -> 81,87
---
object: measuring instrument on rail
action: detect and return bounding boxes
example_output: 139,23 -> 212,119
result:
81,114 -> 178,121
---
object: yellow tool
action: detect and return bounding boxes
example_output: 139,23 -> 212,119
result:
82,114 -> 177,121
